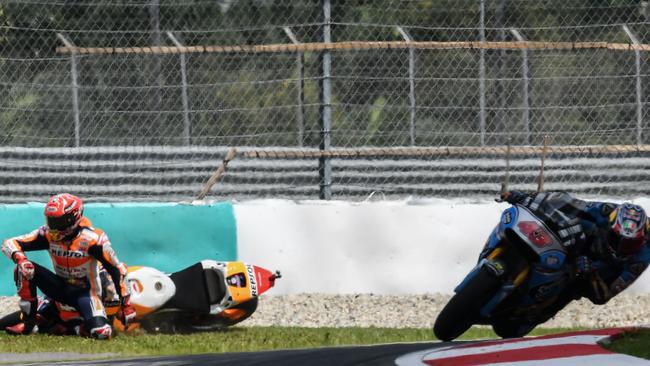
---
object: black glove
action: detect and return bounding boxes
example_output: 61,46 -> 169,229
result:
574,255 -> 595,277
497,190 -> 527,204
589,229 -> 616,261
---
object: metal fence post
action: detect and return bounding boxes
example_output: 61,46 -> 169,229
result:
318,0 -> 333,200
56,33 -> 81,147
167,32 -> 191,146
494,0 -> 508,145
510,29 -> 531,145
149,0 -> 163,117
479,0 -> 486,146
283,27 -> 305,147
622,25 -> 644,146
397,26 -> 417,146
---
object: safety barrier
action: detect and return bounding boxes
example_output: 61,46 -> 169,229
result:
0,202 -> 236,295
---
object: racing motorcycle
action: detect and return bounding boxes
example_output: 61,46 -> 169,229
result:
433,203 -> 578,341
0,260 -> 281,334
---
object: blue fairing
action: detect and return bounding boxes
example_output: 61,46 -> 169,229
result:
500,206 -> 519,231
476,206 -> 518,263
539,251 -> 566,271
454,260 -> 484,293
455,204 -> 571,321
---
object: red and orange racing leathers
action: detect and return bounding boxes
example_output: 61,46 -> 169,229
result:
2,217 -> 128,321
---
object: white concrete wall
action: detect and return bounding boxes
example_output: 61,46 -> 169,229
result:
235,198 -> 650,295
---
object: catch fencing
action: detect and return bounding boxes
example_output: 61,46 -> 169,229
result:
1,0 -> 650,202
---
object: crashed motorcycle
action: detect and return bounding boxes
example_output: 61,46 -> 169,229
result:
434,203 -> 579,341
0,260 -> 281,334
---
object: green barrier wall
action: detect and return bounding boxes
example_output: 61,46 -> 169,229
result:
0,202 -> 237,295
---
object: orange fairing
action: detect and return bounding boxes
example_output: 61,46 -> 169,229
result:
225,262 -> 279,304
56,302 -> 83,322
112,318 -> 141,333
226,262 -> 252,304
221,308 -> 247,322
105,304 -> 119,317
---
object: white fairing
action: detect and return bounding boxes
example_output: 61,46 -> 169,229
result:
200,259 -> 226,270
126,267 -> 176,310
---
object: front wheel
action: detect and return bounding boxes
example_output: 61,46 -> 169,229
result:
433,267 -> 502,341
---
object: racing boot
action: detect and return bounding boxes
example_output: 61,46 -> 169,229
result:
5,299 -> 39,335
76,318 -> 113,340
89,324 -> 113,340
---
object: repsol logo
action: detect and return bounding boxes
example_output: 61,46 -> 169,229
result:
52,249 -> 85,258
246,265 -> 258,297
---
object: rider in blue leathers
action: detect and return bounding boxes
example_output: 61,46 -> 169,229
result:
500,190 -> 650,306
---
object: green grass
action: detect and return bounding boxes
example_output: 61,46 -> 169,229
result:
605,328 -> 650,360
0,326 -> 578,357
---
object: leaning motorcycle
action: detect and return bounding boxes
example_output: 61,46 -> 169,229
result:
433,203 -> 577,341
0,260 -> 281,334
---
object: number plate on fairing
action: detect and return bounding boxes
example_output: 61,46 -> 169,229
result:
513,207 -> 565,256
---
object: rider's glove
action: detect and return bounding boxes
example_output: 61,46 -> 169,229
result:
13,252 -> 34,280
496,190 -> 526,204
574,255 -> 595,277
590,230 -> 617,261
118,295 -> 136,327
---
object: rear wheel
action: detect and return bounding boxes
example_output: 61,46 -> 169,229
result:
139,298 -> 260,334
189,298 -> 259,331
492,319 -> 536,338
433,267 -> 502,341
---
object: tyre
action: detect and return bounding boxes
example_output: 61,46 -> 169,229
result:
189,298 -> 259,331
492,319 -> 535,339
139,309 -> 186,333
217,297 -> 258,327
140,298 -> 260,334
0,311 -> 22,330
433,267 -> 502,341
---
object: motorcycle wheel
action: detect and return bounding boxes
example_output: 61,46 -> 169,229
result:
216,297 -> 258,327
491,319 -> 536,339
0,311 -> 22,330
433,267 -> 502,341
139,298 -> 260,334
139,310 -> 187,334
189,298 -> 259,331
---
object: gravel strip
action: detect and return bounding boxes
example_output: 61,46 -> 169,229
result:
240,293 -> 650,329
1,294 -> 648,330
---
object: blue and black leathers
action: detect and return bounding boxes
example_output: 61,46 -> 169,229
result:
502,190 -> 650,305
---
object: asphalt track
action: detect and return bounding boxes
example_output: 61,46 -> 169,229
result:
12,342 -> 450,366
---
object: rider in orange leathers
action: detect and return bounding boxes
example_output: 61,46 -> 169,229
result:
1,193 -> 135,339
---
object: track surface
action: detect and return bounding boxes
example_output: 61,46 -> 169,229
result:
10,328 -> 645,365
9,342 -> 449,366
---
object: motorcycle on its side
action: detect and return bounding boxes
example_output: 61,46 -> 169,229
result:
434,204 -> 578,341
0,260 -> 281,334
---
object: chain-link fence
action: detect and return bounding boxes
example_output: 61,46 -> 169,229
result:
1,0 -> 650,202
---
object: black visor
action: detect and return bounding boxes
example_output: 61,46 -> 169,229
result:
46,213 -> 77,231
